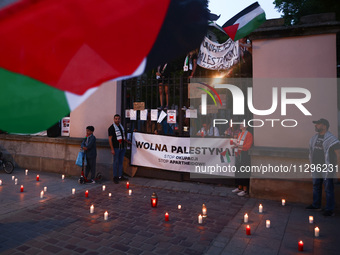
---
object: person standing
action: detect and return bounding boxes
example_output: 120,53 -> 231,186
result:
108,114 -> 129,184
81,126 -> 97,183
231,123 -> 253,197
306,118 -> 340,216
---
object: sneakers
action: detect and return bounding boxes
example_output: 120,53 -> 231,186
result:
90,179 -> 96,184
323,210 -> 335,217
237,191 -> 248,197
305,205 -> 321,210
113,177 -> 119,184
232,188 -> 242,193
119,176 -> 129,182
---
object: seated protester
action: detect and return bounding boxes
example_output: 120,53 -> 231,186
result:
197,122 -> 220,137
224,124 -> 241,138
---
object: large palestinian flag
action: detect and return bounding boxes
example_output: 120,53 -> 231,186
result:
222,2 -> 266,41
0,0 -> 208,133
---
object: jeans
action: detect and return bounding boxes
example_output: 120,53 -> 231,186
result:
113,148 -> 126,178
312,177 -> 335,211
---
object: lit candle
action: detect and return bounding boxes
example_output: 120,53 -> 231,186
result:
298,241 -> 303,251
12,176 -> 15,180
314,227 -> 320,237
178,205 -> 181,209
25,169 -> 28,175
282,199 -> 285,206
244,213 -> 248,223
90,205 -> 94,214
109,193 -> 112,197
14,178 -> 18,185
44,186 -> 47,192
202,204 -> 207,218
0,180 -> 2,186
85,190 -> 89,198
126,182 -> 130,189
198,214 -> 203,224
266,220 -> 270,228
62,174 -> 65,180
40,191 -> 44,199
20,185 -> 24,192
102,185 -> 106,191
165,212 -> 169,221
309,216 -> 313,224
36,175 -> 40,181
104,211 -> 108,220
246,225 -> 251,235
151,192 -> 158,208
72,188 -> 75,194
128,189 -> 132,196
259,204 -> 263,213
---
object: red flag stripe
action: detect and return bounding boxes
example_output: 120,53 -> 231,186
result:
0,0 -> 170,95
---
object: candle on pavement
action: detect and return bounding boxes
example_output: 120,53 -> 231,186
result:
244,213 -> 248,223
298,241 -> 303,251
315,227 -> 320,237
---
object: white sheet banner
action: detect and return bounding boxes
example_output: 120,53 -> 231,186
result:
131,133 -> 236,176
197,37 -> 239,70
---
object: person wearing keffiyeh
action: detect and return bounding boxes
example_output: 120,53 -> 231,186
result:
306,118 -> 340,216
108,114 -> 129,184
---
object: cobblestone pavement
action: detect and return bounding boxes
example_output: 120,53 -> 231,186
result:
0,169 -> 340,255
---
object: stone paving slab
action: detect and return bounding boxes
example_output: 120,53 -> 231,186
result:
1,169 -> 340,254
207,198 -> 340,255
0,169 -> 244,255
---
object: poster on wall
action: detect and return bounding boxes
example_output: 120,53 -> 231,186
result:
131,132 -> 236,177
167,110 -> 176,124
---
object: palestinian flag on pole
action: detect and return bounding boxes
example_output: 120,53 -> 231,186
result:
222,2 -> 266,41
0,0 -> 208,134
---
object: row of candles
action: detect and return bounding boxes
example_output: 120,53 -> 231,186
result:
2,170 -> 319,250
242,201 -> 320,252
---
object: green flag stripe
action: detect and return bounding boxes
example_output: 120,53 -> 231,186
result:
225,151 -> 231,163
234,12 -> 266,41
0,68 -> 70,134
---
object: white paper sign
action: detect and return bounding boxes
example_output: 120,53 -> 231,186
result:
157,110 -> 167,123
151,109 -> 158,121
130,109 -> 137,120
167,110 -> 176,124
186,109 -> 197,118
125,109 -> 130,118
140,109 -> 148,121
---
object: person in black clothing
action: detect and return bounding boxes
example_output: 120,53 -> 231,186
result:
156,63 -> 169,109
306,118 -> 340,216
108,114 -> 129,184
